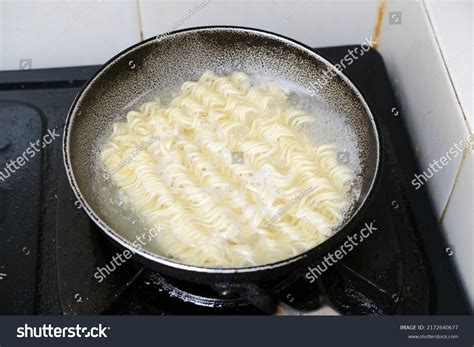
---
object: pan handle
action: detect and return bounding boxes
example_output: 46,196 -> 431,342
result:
239,283 -> 279,314
213,282 -> 306,315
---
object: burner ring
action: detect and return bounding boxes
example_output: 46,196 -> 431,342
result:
147,272 -> 251,308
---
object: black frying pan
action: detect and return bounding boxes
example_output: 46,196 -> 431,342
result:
63,26 -> 381,286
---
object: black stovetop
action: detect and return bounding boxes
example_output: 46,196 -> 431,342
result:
0,46 -> 470,315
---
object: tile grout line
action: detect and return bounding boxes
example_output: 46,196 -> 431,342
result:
136,0 -> 144,41
438,147 -> 470,224
422,0 -> 472,132
421,0 -> 472,223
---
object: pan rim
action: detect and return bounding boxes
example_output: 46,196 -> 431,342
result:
63,25 -> 381,275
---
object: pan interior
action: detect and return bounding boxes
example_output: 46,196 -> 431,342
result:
66,28 -> 379,269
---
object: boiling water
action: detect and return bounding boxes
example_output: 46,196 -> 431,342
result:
89,73 -> 363,260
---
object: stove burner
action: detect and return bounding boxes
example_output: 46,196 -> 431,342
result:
146,272 -> 251,309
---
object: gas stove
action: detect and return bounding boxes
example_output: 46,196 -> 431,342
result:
0,46 -> 470,315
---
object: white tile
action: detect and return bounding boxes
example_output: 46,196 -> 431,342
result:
0,3 -> 4,69
441,150 -> 474,307
0,0 -> 141,70
140,0 -> 379,48
377,0 -> 469,219
425,0 -> 473,131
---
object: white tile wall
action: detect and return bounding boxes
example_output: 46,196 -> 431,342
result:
0,2 -> 3,69
0,0 -> 141,70
377,0 -> 469,219
425,0 -> 473,130
139,0 -> 378,47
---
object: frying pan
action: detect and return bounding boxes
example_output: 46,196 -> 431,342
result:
63,26 -> 381,287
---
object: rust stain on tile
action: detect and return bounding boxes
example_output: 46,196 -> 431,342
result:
372,0 -> 387,48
